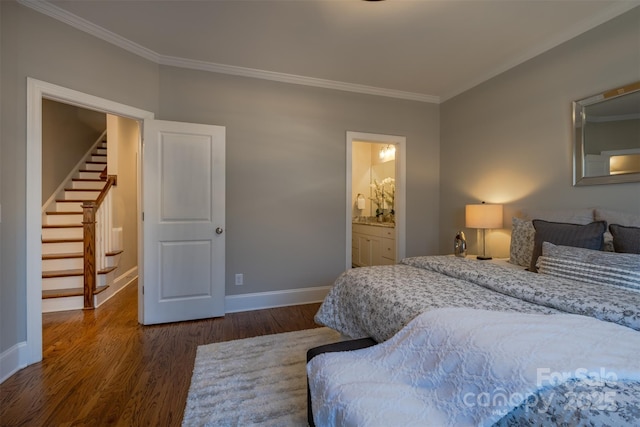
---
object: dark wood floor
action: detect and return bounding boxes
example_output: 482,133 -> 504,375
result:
0,281 -> 322,426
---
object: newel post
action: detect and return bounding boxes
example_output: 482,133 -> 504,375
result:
82,201 -> 97,309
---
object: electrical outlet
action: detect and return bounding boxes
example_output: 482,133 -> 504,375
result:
235,273 -> 243,286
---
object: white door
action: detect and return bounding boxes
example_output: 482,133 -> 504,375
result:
141,119 -> 225,325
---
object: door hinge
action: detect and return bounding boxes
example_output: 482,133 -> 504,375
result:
142,286 -> 144,295
142,212 -> 144,221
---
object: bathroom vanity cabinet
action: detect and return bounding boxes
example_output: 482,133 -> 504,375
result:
352,223 -> 395,267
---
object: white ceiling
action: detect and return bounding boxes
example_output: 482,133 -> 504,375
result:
25,0 -> 640,102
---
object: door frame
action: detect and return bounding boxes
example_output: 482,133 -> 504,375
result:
25,78 -> 154,365
346,131 -> 406,270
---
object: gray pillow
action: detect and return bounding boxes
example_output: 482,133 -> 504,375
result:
610,224 -> 640,254
530,220 -> 607,272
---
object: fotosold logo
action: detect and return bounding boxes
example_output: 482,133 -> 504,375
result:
461,367 -> 620,415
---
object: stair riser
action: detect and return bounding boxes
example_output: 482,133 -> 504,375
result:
91,155 -> 107,162
43,275 -> 83,291
42,227 -> 83,240
106,253 -> 121,268
78,171 -> 102,180
71,181 -> 105,190
42,257 -> 83,271
95,148 -> 107,155
64,190 -> 100,200
84,163 -> 106,171
42,241 -> 83,255
54,201 -> 83,212
42,296 -> 85,313
44,214 -> 83,226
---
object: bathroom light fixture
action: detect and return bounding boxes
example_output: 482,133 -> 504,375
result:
465,202 -> 503,260
379,144 -> 396,161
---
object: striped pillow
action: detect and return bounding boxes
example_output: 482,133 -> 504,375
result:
537,242 -> 640,292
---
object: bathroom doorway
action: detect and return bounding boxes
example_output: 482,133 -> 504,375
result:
345,131 -> 406,270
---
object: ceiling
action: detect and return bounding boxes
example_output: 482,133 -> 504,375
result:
25,0 -> 640,102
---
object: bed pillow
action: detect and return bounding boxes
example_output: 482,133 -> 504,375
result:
529,220 -> 607,272
595,209 -> 640,252
610,224 -> 640,254
509,217 -> 535,267
537,242 -> 640,292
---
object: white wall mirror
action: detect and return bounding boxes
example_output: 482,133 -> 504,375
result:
573,82 -> 640,186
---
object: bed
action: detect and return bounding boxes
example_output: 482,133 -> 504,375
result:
309,208 -> 640,426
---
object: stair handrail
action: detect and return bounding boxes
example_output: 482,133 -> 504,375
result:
82,174 -> 117,309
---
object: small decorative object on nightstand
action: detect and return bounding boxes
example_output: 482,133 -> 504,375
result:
454,231 -> 467,257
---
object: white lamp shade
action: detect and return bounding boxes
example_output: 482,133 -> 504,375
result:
465,204 -> 503,229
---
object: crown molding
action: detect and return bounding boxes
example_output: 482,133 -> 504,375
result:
158,56 -> 440,103
18,0 -> 439,104
18,0 -> 160,63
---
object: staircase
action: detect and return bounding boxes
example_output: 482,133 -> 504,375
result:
42,137 -> 122,312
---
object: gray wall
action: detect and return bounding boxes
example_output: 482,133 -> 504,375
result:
1,0 -> 159,353
42,99 -> 106,204
0,0 -> 438,355
439,8 -> 640,258
158,67 -> 440,295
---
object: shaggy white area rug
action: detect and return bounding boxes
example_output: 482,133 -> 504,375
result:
182,327 -> 342,427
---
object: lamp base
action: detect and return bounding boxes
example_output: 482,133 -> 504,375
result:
476,256 -> 492,260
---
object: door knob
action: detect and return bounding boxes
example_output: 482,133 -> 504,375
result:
215,227 -> 224,234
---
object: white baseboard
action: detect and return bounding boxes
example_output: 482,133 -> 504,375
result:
224,285 -> 331,314
0,341 -> 28,384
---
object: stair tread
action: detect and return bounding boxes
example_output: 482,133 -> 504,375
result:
42,237 -> 82,243
72,178 -> 104,182
45,211 -> 83,215
86,161 -> 107,164
42,266 -> 117,278
94,285 -> 109,295
106,249 -> 124,257
42,286 -> 111,298
55,199 -> 93,202
42,224 -> 82,229
64,188 -> 101,192
43,268 -> 83,278
42,288 -> 83,299
42,252 -> 83,260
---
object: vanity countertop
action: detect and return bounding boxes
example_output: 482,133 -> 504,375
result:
352,219 -> 395,228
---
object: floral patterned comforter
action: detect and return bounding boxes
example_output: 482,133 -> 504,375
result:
312,255 -> 640,426
315,255 -> 640,341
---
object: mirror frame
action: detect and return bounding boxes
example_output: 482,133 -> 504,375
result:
573,81 -> 640,186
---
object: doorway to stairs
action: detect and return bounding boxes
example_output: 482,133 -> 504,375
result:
26,78 -> 227,368
25,78 -> 154,366
41,99 -> 140,314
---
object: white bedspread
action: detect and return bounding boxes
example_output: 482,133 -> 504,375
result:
307,308 -> 640,427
